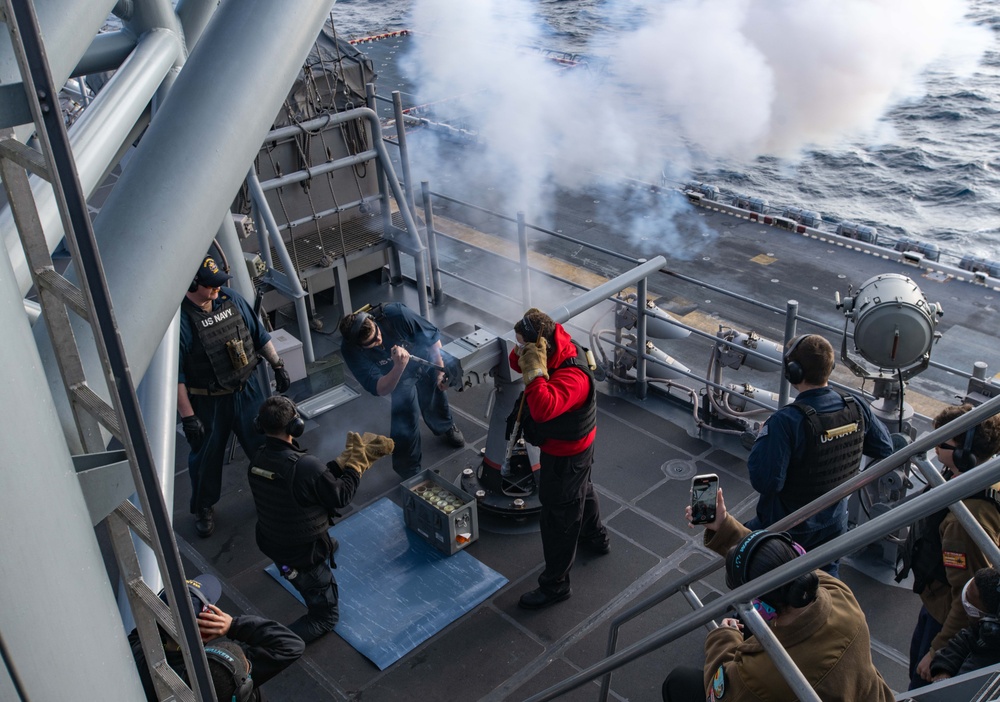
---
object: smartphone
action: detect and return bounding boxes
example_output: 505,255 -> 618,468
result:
690,473 -> 719,525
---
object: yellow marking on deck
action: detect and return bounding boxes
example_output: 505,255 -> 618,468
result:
426,212 -> 950,418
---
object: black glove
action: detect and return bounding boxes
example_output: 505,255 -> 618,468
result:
273,363 -> 291,393
181,415 -> 205,453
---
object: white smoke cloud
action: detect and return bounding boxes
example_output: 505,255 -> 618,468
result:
402,0 -> 992,251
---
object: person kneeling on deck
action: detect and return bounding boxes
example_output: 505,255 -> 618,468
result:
746,334 -> 893,576
247,396 -> 394,643
509,308 -> 610,610
901,404 -> 1000,689
661,488 -> 894,702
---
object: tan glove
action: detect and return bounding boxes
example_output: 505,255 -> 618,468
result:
334,431 -> 395,477
518,338 -> 549,384
359,432 -> 394,464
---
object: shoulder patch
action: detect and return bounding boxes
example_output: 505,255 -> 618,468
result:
943,551 -> 967,569
710,664 -> 725,699
755,424 -> 769,440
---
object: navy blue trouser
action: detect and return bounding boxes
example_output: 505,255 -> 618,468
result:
537,444 -> 606,596
187,374 -> 267,513
389,370 -> 454,478
285,560 -> 339,644
908,605 -> 943,690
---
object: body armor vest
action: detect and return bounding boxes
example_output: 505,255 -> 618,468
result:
779,392 -> 866,506
248,448 -> 330,546
521,342 -> 597,446
183,297 -> 258,392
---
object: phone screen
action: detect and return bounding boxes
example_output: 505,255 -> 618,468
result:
690,474 -> 719,525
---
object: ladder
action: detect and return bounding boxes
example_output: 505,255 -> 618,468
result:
0,1 -> 213,700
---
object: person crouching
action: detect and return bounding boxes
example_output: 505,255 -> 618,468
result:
247,396 -> 393,643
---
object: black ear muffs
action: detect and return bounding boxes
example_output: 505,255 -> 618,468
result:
351,311 -> 371,345
783,335 -> 809,385
726,530 -> 812,609
189,279 -> 200,293
521,315 -> 538,343
953,426 -> 979,472
286,413 -> 305,438
254,397 -> 305,438
204,645 -> 253,702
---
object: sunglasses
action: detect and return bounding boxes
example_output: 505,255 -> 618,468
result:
938,442 -> 959,451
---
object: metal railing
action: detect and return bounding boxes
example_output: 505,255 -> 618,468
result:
515,395 -> 1000,701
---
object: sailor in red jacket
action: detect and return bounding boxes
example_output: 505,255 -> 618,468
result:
509,308 -> 609,609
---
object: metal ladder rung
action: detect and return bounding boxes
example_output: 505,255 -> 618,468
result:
124,573 -> 179,640
0,131 -> 49,179
70,383 -> 122,438
36,267 -> 87,317
116,499 -> 152,548
152,660 -> 197,702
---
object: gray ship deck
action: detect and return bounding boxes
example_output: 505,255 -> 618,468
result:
169,213 -> 991,700
168,29 -> 1000,702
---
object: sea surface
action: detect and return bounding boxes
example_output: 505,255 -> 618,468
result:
330,0 -> 1000,263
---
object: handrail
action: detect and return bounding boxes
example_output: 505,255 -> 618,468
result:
523,445 -> 1000,702
589,394 -> 1000,702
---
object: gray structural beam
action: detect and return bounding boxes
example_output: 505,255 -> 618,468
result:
0,241 -> 146,700
32,0 -> 335,451
4,27 -> 181,296
0,0 -> 119,134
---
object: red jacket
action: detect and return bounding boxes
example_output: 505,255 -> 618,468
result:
509,324 -> 596,456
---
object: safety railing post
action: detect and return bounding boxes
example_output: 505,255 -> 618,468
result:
517,211 -> 531,310
422,181 -> 443,305
777,299 -> 798,407
636,263 -> 649,400
367,83 -> 401,284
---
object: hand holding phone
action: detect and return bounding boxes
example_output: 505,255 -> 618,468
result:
690,473 -> 719,525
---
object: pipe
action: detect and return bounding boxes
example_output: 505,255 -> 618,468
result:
5,28 -> 182,296
71,30 -> 138,77
547,256 -> 667,325
0,0 -> 119,140
778,299 -> 798,407
0,218 -> 146,701
421,181 -> 443,305
31,0 -> 337,452
246,169 -> 316,363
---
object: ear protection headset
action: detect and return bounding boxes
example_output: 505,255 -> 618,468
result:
520,314 -> 538,343
189,278 -> 200,293
726,530 -> 809,621
351,311 -> 372,345
253,396 -> 305,438
204,645 -> 253,702
953,426 -> 979,472
783,335 -> 809,385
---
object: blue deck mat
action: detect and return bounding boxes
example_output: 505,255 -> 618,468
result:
264,497 -> 508,670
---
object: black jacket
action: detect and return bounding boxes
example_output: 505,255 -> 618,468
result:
930,622 -> 1000,678
130,614 -> 305,701
250,436 -> 360,568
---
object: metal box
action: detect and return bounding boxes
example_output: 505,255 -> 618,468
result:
400,470 -> 479,555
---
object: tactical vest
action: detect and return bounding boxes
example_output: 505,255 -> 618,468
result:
520,342 -> 597,446
896,488 -> 1000,594
779,392 -> 866,506
182,296 -> 258,392
248,447 -> 330,546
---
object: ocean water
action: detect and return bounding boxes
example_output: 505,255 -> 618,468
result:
331,0 -> 1000,262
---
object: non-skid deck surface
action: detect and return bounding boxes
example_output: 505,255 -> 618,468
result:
265,497 -> 507,670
